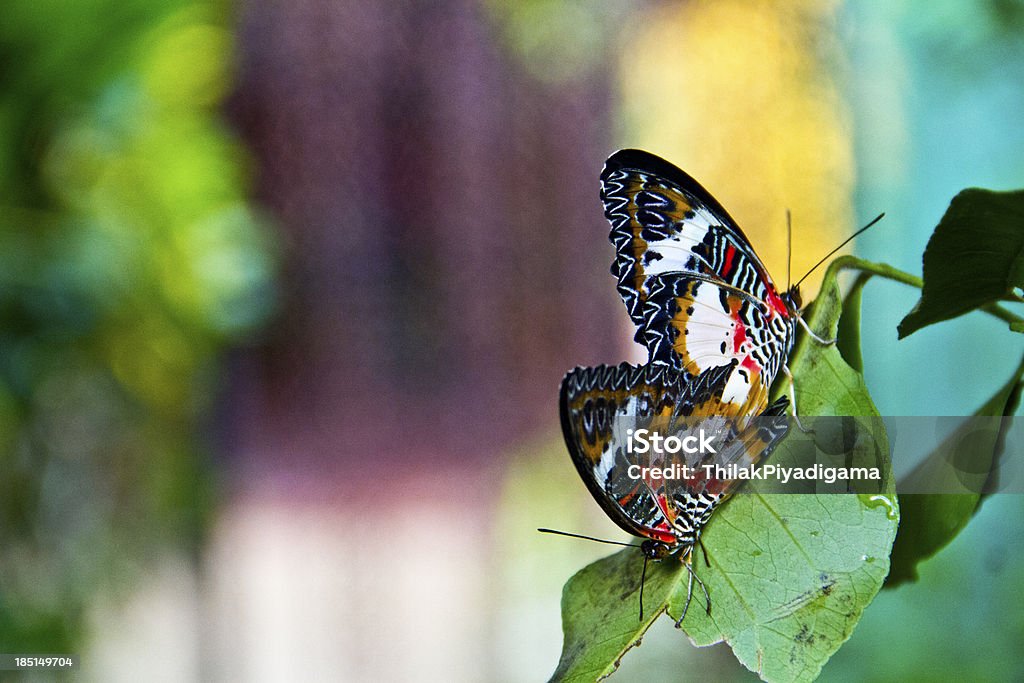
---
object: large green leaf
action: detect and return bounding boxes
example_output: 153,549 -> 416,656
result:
550,260 -> 899,682
899,188 -> 1024,338
886,355 -> 1024,586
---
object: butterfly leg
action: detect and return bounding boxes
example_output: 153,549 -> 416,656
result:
782,364 -> 813,433
677,563 -> 694,626
674,555 -> 711,627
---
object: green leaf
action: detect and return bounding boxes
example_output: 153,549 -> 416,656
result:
667,494 -> 895,681
836,273 -> 872,374
898,188 -> 1024,338
885,355 -> 1024,586
549,549 -> 678,682
550,260 -> 899,682
550,493 -> 898,683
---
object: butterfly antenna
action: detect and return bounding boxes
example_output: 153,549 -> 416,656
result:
540,528 -> 652,621
639,554 -> 650,622
537,528 -> 640,548
793,213 -> 885,290
786,208 -> 793,292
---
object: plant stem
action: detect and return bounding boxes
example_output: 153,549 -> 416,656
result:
824,255 -> 1024,328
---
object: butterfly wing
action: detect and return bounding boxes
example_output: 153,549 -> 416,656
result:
561,362 -> 790,548
600,149 -> 797,405
660,392 -> 789,542
559,362 -> 689,545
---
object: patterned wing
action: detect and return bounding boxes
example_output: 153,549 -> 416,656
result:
560,362 -> 789,548
658,392 -> 789,545
600,149 -> 797,405
559,362 -> 690,545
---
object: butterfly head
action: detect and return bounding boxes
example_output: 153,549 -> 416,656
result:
782,286 -> 802,315
640,539 -> 674,561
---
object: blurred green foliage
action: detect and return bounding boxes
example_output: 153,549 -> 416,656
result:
0,0 -> 276,651
483,0 -> 625,84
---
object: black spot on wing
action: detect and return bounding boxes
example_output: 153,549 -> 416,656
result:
642,251 -> 663,266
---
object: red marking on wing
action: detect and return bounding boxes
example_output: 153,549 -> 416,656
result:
653,493 -> 672,519
728,302 -> 762,373
648,495 -> 679,544
732,318 -> 748,354
648,526 -> 678,545
766,289 -> 789,317
721,244 -> 737,278
625,478 -> 679,545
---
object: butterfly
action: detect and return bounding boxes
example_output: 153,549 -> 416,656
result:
600,148 -> 807,413
552,150 -> 879,623
553,149 -> 805,623
559,360 -> 789,622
